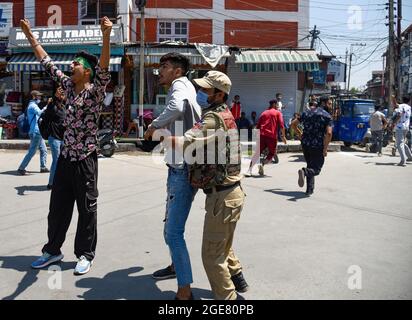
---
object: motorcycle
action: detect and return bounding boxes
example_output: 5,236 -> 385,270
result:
97,128 -> 117,157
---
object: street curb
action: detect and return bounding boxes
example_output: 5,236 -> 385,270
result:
0,140 -> 342,153
0,140 -> 138,153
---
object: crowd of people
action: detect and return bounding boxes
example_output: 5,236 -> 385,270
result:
9,14 -> 412,302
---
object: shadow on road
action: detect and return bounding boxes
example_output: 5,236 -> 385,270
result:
354,155 -> 375,158
75,266 -> 213,300
365,162 -> 399,166
288,155 -> 305,162
15,185 -> 49,196
0,170 -> 36,176
264,189 -> 309,202
0,255 -> 75,300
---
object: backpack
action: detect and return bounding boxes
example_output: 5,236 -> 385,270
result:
38,112 -> 51,140
21,108 -> 35,134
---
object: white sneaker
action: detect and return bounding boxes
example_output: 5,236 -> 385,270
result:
244,169 -> 252,177
74,256 -> 93,275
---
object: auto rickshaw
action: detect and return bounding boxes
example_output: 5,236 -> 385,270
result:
332,99 -> 375,147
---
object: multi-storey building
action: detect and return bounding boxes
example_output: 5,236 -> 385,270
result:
1,1 -> 319,130
127,0 -> 317,122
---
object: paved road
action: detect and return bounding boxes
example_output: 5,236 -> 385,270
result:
0,148 -> 411,300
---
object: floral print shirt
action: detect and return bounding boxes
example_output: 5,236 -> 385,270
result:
300,108 -> 333,149
41,55 -> 110,161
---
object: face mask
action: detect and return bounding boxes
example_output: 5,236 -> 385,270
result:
196,91 -> 210,109
36,99 -> 41,104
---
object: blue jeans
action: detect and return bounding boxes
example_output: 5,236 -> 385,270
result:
18,133 -> 47,170
48,136 -> 62,185
164,165 -> 196,287
396,129 -> 412,164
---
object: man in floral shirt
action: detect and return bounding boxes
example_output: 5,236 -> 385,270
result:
20,17 -> 112,275
291,101 -> 333,196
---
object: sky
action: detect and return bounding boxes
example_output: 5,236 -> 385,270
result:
309,0 -> 412,90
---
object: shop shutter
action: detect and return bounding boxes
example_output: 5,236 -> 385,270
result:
227,60 -> 298,123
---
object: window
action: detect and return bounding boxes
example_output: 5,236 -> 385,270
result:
157,21 -> 188,43
79,0 -> 117,25
353,103 -> 375,116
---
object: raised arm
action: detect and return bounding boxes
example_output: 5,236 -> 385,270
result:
20,19 -> 47,61
20,19 -> 71,89
99,16 -> 112,69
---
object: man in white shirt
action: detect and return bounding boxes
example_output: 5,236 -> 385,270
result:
369,105 -> 388,156
276,93 -> 283,111
144,53 -> 201,300
392,96 -> 412,166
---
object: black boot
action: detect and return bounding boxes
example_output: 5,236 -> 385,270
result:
231,272 -> 249,293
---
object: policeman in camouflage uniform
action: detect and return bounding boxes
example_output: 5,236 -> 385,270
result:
169,71 -> 249,300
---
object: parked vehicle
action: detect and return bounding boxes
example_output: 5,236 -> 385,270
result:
97,128 -> 117,157
332,99 -> 375,147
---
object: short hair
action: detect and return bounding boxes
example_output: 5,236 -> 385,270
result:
269,99 -> 278,105
319,96 -> 330,105
374,105 -> 381,111
402,96 -> 410,104
234,95 -> 240,98
160,52 -> 191,76
276,93 -> 282,98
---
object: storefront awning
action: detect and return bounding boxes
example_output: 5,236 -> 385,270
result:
126,46 -> 229,67
6,53 -> 122,72
235,50 -> 321,72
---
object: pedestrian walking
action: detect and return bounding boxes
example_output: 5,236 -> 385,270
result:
144,53 -> 201,300
291,101 -> 333,195
17,90 -> 48,175
25,17 -> 112,275
391,96 -> 412,166
246,99 -> 286,177
369,105 -> 387,156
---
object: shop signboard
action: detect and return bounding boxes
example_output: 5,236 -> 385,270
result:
9,25 -> 123,47
0,3 -> 13,38
327,59 -> 346,83
312,70 -> 326,85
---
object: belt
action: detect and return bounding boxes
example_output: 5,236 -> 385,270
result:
204,181 -> 240,194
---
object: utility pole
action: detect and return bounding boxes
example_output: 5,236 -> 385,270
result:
387,0 -> 395,115
346,43 -> 366,93
397,0 -> 403,98
136,0 -> 147,138
300,25 -> 320,112
344,48 -> 348,93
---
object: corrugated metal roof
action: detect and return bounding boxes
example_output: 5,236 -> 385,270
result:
235,50 -> 320,72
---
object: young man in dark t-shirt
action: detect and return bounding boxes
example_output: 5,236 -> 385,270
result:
291,102 -> 333,195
